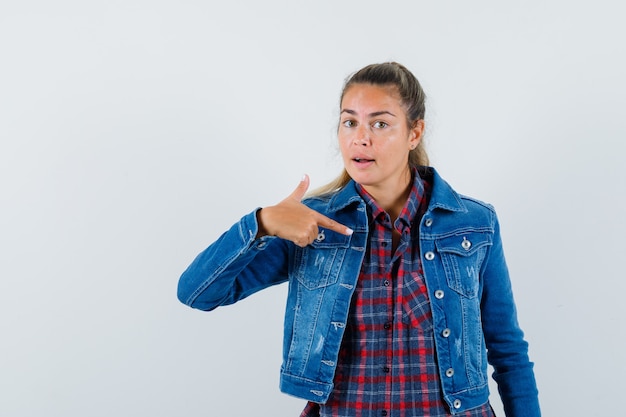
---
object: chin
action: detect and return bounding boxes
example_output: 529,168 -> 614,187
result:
348,174 -> 375,187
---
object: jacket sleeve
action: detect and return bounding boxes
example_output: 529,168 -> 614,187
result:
177,209 -> 290,311
480,211 -> 541,417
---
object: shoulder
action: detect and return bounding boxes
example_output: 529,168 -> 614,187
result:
457,193 -> 496,215
423,167 -> 494,212
302,181 -> 363,215
424,167 -> 497,229
302,193 -> 334,214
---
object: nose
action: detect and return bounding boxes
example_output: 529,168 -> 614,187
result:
353,125 -> 370,146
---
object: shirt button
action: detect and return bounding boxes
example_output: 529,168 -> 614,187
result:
424,218 -> 433,227
381,241 -> 388,247
434,290 -> 444,299
446,368 -> 455,377
453,399 -> 462,409
384,322 -> 392,330
442,328 -> 451,338
381,411 -> 388,417
383,366 -> 390,373
383,279 -> 390,287
424,251 -> 435,261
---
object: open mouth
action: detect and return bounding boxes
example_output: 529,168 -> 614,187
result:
354,158 -> 374,163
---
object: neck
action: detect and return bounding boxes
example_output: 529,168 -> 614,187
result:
363,169 -> 413,221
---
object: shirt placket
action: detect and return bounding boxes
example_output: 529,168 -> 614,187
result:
376,213 -> 395,417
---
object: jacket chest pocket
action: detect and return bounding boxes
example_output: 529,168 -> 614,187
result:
293,228 -> 350,290
435,232 -> 492,298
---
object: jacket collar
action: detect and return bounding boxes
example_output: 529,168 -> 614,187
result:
327,180 -> 365,213
418,166 -> 468,213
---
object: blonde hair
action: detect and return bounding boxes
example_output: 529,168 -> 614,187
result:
310,62 -> 429,196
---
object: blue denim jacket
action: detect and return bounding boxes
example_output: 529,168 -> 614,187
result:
178,167 -> 540,416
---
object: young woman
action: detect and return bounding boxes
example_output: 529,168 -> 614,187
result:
177,62 -> 540,417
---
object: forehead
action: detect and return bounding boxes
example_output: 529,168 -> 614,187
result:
341,83 -> 403,111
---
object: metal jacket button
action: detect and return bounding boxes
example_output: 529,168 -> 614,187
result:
434,290 -> 444,299
442,328 -> 451,338
453,399 -> 462,409
446,368 -> 455,377
424,218 -> 433,227
425,251 -> 435,261
461,237 -> 471,250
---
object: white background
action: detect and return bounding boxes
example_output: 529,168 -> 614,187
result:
1,1 -> 625,416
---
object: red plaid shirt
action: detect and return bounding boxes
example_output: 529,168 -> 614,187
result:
301,171 -> 494,417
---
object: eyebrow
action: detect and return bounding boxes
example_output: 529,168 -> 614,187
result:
340,109 -> 397,118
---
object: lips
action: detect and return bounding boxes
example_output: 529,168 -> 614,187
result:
351,157 -> 375,169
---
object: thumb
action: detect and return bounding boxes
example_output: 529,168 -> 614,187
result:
287,174 -> 310,201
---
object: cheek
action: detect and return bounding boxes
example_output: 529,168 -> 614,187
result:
381,138 -> 409,161
337,134 -> 350,155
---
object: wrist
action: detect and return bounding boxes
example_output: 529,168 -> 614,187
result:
256,208 -> 269,238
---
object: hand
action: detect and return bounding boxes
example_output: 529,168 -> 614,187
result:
257,175 -> 353,247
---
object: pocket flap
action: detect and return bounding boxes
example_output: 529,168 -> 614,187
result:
435,232 -> 492,256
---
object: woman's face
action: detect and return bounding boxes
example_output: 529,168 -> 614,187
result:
338,83 -> 423,198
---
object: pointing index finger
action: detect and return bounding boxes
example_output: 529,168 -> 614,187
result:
314,213 -> 353,236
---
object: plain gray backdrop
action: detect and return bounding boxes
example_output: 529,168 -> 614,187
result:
1,1 -> 624,416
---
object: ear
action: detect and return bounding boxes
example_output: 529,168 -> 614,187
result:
408,119 -> 425,149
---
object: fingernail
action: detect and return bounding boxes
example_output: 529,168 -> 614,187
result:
346,228 -> 353,235
301,174 -> 307,181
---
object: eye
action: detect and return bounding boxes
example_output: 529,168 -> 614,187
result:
373,121 -> 388,129
342,119 -> 356,128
